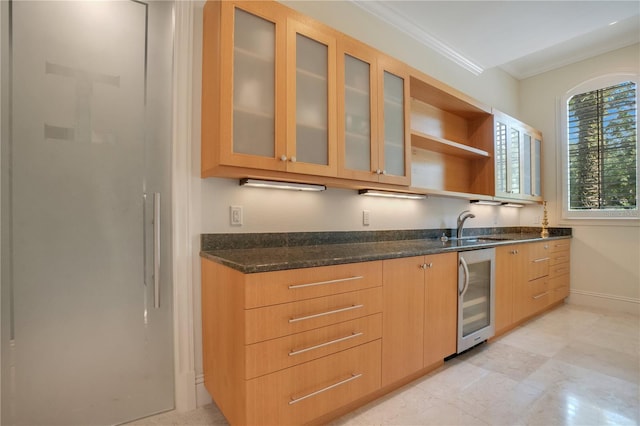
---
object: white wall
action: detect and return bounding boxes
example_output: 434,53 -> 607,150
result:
191,1 -> 524,406
519,44 -> 640,314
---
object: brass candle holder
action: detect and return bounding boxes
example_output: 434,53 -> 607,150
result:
541,201 -> 549,238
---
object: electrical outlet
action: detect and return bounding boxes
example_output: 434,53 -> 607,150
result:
363,210 -> 370,226
230,206 -> 243,226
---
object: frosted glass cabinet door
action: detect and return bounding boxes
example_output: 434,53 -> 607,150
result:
233,8 -> 276,157
378,60 -> 410,185
523,133 -> 532,195
337,39 -> 378,183
287,20 -> 336,176
218,1 -> 286,171
343,54 -> 372,173
533,138 -> 542,196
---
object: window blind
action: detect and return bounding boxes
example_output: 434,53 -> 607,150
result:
567,81 -> 637,210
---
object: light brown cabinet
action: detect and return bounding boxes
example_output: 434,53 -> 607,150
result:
409,72 -> 495,197
336,39 -> 411,185
202,0 -> 339,177
494,109 -> 543,202
496,239 -> 571,337
381,252 -> 457,387
201,258 -> 383,425
495,244 -> 527,334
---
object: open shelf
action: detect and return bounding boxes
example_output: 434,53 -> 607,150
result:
411,130 -> 490,159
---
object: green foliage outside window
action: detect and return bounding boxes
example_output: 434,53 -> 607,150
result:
567,81 -> 637,210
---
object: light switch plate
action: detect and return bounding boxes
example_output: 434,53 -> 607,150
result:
363,210 -> 370,226
230,205 -> 243,226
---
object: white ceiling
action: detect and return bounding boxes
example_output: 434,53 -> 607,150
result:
352,1 -> 640,80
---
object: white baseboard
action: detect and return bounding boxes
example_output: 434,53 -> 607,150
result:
568,289 -> 640,315
196,374 -> 212,408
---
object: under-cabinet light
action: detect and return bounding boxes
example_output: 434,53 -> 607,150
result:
469,200 -> 502,206
239,178 -> 326,192
358,189 -> 427,200
502,202 -> 524,208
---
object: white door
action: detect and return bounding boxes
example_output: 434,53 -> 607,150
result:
1,1 -> 174,424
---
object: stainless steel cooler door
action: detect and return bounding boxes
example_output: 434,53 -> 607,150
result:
457,248 -> 496,353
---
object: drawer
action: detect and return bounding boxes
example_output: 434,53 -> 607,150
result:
527,257 -> 549,281
528,277 -> 549,315
549,273 -> 570,291
246,340 -> 382,426
549,253 -> 570,266
550,284 -> 570,303
245,314 -> 383,379
549,240 -> 571,254
528,277 -> 548,298
245,261 -> 383,308
528,241 -> 550,261
550,263 -> 570,277
245,287 -> 383,344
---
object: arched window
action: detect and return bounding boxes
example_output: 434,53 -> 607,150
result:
562,75 -> 638,219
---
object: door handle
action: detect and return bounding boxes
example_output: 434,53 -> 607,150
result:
153,192 -> 161,309
459,257 -> 470,296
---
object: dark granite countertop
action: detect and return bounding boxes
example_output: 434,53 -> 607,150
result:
200,228 -> 571,274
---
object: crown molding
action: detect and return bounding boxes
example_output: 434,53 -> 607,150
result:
349,0 -> 484,75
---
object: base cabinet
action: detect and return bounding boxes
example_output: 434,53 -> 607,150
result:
201,258 -> 384,425
381,252 -> 457,387
496,239 -> 571,337
201,239 -> 570,424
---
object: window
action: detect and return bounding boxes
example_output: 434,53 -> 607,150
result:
563,77 -> 639,219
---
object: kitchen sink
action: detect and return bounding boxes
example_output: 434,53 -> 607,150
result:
449,236 -> 511,244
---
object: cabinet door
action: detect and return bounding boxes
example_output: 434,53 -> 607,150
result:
423,252 -> 457,366
377,55 -> 411,185
382,256 -> 424,387
337,38 -> 379,182
495,245 -> 526,332
286,19 -> 337,176
219,1 -> 287,171
508,125 -> 522,196
495,119 -> 509,196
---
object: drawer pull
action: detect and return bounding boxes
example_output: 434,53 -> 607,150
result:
288,276 -> 364,290
532,257 -> 550,263
289,332 -> 364,356
289,304 -> 364,323
554,243 -> 569,248
289,373 -> 363,405
533,292 -> 549,300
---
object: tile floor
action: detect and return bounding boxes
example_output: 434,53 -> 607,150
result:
129,303 -> 640,426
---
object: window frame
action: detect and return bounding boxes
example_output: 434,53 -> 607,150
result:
560,73 -> 639,221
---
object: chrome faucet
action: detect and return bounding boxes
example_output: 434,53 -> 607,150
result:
456,210 -> 476,239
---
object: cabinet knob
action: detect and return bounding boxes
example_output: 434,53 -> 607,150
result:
426,262 -> 433,268
280,155 -> 288,162
511,250 -> 518,255
381,170 -> 387,175
290,156 -> 297,163
420,263 -> 432,270
375,169 -> 382,175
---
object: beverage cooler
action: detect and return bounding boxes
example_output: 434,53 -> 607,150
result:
457,248 -> 496,353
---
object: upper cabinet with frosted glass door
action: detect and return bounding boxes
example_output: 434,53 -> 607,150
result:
285,18 -> 337,177
201,1 -> 337,177
337,39 -> 411,186
494,109 -> 543,202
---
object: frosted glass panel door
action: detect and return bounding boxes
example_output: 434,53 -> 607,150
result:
233,8 -> 276,157
533,138 -> 542,196
344,54 -> 372,172
1,1 -> 174,425
295,34 -> 328,165
523,133 -> 532,195
382,71 -> 405,178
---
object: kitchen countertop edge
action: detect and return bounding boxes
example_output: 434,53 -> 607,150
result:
200,234 -> 572,274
